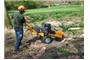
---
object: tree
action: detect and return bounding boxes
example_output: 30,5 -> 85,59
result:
5,1 -> 12,29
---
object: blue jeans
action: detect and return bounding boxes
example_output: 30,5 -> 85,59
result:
14,28 -> 23,49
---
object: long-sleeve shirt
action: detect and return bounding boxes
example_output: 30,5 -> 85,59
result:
13,11 -> 25,29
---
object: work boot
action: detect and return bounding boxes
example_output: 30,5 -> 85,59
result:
13,48 -> 22,54
14,48 -> 23,52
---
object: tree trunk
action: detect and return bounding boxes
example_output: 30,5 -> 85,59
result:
4,2 -> 12,29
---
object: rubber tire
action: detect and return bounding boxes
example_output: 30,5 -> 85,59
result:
44,36 -> 53,44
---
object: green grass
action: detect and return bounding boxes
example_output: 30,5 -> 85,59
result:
8,5 -> 84,28
8,5 -> 83,22
58,48 -> 75,57
25,7 -> 82,14
8,5 -> 83,16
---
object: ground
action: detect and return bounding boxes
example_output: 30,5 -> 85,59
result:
5,4 -> 84,59
5,21 -> 84,59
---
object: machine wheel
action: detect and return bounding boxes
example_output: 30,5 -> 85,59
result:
44,36 -> 53,44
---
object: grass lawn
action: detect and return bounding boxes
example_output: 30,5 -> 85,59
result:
8,5 -> 83,16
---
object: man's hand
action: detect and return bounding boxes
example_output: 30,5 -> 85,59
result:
24,16 -> 31,23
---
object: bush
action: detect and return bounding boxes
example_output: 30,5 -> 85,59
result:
5,1 -> 48,11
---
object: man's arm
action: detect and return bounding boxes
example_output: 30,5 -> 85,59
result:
24,16 -> 31,23
22,16 -> 26,23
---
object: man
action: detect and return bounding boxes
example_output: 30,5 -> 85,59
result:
13,5 -> 26,51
